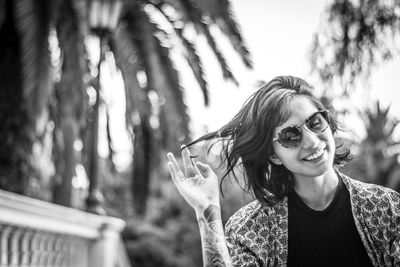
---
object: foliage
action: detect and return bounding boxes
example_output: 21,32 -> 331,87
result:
311,0 -> 400,94
123,183 -> 203,266
0,0 -> 252,216
0,0 -> 53,196
341,101 -> 400,192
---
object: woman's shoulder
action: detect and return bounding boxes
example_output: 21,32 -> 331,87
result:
340,173 -> 400,205
225,198 -> 287,236
225,200 -> 261,233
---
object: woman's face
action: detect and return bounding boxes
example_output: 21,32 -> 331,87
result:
271,96 -> 335,181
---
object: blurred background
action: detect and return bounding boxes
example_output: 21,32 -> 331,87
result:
1,0 -> 400,266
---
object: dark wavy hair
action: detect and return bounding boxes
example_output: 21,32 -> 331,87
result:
186,76 -> 350,206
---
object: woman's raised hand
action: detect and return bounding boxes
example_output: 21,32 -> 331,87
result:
168,147 -> 233,266
167,146 -> 220,213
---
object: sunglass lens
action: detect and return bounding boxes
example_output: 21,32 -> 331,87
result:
278,126 -> 302,147
306,112 -> 329,132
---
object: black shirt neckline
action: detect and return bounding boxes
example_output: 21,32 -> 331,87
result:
288,177 -> 346,218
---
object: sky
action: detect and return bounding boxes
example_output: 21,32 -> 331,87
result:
99,0 -> 400,170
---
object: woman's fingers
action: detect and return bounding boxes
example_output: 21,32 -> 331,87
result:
167,162 -> 184,189
167,153 -> 185,181
167,147 -> 204,185
167,162 -> 190,200
181,146 -> 198,177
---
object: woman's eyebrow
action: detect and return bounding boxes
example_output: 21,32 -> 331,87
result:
279,112 -> 318,128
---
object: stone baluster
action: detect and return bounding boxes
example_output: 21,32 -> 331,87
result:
20,230 -> 34,265
54,236 -> 64,267
30,232 -> 41,265
45,233 -> 57,266
9,228 -> 23,265
0,225 -> 12,265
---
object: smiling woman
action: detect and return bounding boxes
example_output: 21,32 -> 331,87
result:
167,76 -> 400,267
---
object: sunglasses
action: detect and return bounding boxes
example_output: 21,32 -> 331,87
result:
273,110 -> 330,148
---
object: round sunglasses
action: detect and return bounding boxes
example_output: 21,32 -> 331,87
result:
273,110 -> 330,148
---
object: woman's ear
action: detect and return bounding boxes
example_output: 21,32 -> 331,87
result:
269,154 -> 283,165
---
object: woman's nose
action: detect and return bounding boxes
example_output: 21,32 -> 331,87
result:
301,126 -> 320,149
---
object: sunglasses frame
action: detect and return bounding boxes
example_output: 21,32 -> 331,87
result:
273,110 -> 330,148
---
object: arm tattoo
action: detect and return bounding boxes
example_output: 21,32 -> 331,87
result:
197,204 -> 232,267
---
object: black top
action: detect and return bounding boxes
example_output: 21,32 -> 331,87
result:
287,178 -> 373,267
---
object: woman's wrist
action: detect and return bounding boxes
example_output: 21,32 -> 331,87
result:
196,203 -> 232,266
195,202 -> 221,220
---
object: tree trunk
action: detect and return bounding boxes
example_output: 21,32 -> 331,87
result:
132,119 -> 152,216
53,117 -> 78,206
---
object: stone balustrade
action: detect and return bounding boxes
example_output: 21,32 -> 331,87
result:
0,189 -> 131,267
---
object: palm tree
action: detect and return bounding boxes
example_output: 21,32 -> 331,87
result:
0,0 -> 252,215
0,0 -> 55,197
342,102 -> 400,191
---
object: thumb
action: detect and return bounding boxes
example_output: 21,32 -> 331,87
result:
196,161 -> 211,177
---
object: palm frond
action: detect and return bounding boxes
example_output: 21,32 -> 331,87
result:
153,2 -> 209,105
109,24 -> 152,125
178,28 -> 209,104
365,101 -> 399,142
0,0 -> 30,194
198,0 -> 253,68
156,43 -> 192,148
201,20 -> 238,85
110,23 -> 155,216
166,0 -> 238,85
14,0 -> 53,122
123,6 -> 191,150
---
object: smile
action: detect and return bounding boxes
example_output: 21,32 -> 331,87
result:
303,148 -> 325,161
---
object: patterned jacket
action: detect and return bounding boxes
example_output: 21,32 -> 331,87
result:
225,174 -> 400,266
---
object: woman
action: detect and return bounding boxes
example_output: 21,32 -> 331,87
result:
166,76 -> 400,266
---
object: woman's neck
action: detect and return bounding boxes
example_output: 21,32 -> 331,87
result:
293,168 -> 339,210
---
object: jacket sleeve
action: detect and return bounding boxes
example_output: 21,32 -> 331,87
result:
225,231 -> 261,267
391,237 -> 400,266
388,190 -> 400,265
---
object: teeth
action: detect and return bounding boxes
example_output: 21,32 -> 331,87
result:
305,148 -> 324,161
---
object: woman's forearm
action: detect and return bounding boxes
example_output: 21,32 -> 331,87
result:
196,204 -> 233,267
